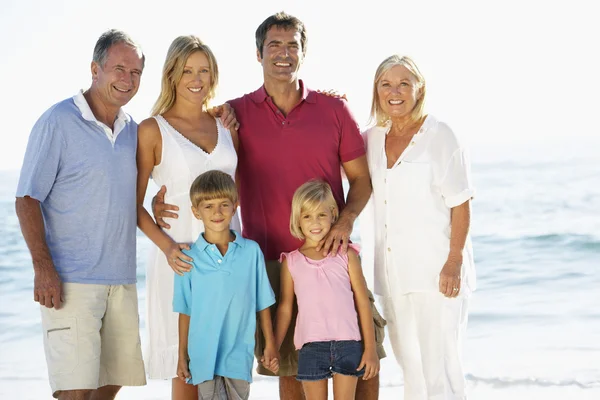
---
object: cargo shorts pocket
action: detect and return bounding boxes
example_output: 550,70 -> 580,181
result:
372,304 -> 387,346
45,317 -> 78,375
367,291 -> 387,350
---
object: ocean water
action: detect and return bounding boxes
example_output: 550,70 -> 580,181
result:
1,143 -> 599,399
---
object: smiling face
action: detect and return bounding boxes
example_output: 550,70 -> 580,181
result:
176,51 -> 212,107
298,203 -> 335,244
92,42 -> 143,109
377,65 -> 422,122
257,26 -> 303,84
192,197 -> 237,234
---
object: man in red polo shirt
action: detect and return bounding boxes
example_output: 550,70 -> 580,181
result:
153,11 -> 386,400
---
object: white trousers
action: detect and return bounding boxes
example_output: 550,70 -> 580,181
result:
381,292 -> 468,400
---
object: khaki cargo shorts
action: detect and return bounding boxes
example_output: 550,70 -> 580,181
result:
40,283 -> 146,398
255,260 -> 387,377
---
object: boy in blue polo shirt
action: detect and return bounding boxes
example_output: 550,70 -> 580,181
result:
174,170 -> 279,399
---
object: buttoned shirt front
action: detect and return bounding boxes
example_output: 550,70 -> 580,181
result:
228,81 -> 365,260
16,91 -> 138,284
365,115 -> 476,298
173,231 -> 275,384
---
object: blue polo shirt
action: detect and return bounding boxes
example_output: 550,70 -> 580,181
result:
173,230 -> 275,384
15,91 -> 138,284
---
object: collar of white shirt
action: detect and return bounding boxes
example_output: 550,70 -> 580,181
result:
72,89 -> 131,144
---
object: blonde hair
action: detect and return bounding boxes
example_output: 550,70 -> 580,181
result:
151,35 -> 219,116
290,180 -> 339,240
369,54 -> 426,127
189,170 -> 238,208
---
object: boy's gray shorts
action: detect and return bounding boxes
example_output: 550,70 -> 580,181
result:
197,376 -> 250,400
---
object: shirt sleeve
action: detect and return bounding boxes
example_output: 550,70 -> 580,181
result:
15,113 -> 64,201
173,266 -> 192,316
440,147 -> 475,208
256,246 -> 275,312
338,100 -> 366,163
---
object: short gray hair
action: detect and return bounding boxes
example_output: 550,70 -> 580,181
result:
92,29 -> 145,68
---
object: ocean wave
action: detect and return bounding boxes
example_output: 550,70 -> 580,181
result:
474,233 -> 600,252
359,374 -> 600,390
465,374 -> 600,389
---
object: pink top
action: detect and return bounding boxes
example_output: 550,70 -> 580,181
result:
280,244 -> 362,350
228,81 -> 365,260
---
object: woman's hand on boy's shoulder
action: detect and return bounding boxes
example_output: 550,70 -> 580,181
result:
163,241 -> 193,276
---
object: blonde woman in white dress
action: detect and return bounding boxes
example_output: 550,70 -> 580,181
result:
136,35 -> 240,400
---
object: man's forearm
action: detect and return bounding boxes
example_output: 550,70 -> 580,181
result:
15,196 -> 55,271
340,174 -> 372,223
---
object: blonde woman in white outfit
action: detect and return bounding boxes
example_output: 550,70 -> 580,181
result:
364,55 -> 476,400
136,36 -> 240,400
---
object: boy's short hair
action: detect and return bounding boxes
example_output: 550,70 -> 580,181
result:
189,170 -> 238,208
290,180 -> 339,240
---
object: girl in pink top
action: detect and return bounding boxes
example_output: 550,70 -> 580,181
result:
274,180 -> 380,399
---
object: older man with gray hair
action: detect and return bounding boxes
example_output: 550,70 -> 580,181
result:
15,29 -> 147,400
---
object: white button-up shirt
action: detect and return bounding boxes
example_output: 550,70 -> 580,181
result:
364,115 -> 476,298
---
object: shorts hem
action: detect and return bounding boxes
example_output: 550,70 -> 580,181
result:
296,372 -> 332,382
376,343 -> 387,359
331,367 -> 364,378
97,378 -> 147,388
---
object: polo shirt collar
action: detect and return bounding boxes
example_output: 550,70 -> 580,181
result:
250,80 -> 316,104
195,230 -> 245,251
73,89 -> 131,124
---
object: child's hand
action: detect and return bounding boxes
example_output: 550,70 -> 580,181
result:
177,354 -> 192,383
260,344 -> 280,374
357,348 -> 380,380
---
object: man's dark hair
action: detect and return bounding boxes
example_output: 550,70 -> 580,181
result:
255,11 -> 307,57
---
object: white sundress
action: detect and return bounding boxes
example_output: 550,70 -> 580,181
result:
145,115 -> 240,379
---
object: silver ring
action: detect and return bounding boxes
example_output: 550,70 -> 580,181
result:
452,287 -> 458,291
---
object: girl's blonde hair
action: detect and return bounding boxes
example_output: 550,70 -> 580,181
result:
369,54 -> 426,127
290,180 -> 339,240
151,35 -> 219,116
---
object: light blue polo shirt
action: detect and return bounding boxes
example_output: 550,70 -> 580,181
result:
15,91 -> 138,284
173,230 -> 275,384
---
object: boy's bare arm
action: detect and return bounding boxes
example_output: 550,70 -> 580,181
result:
259,307 -> 280,373
259,308 -> 275,346
177,313 -> 191,381
348,249 -> 380,380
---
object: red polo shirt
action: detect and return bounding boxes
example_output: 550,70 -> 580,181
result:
228,81 -> 365,260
